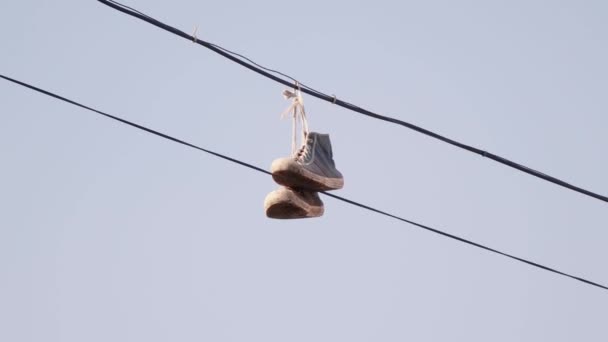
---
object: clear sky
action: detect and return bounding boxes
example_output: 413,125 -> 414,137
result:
1,1 -> 607,341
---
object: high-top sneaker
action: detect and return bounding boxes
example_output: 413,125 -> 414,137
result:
271,132 -> 344,191
264,187 -> 324,219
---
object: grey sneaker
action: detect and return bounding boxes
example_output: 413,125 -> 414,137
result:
264,187 -> 324,219
271,132 -> 344,191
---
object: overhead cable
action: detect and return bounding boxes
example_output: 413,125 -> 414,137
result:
96,0 -> 608,204
2,73 -> 606,292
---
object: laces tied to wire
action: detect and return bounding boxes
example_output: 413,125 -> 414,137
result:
280,85 -> 309,157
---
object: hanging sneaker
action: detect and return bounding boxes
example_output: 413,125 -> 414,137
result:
264,187 -> 324,219
271,132 -> 344,191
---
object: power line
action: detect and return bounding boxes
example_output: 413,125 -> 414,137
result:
97,0 -> 608,204
2,73 -> 606,292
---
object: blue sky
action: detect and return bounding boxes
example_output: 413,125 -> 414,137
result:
1,1 -> 607,341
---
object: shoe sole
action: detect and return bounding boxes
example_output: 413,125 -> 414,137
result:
271,159 -> 344,192
264,188 -> 324,219
266,202 -> 310,219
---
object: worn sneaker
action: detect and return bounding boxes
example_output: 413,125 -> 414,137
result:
271,132 -> 344,191
264,187 -> 324,219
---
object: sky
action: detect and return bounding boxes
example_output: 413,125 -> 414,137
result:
1,0 -> 607,341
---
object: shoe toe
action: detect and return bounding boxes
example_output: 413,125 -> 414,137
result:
270,157 -> 295,174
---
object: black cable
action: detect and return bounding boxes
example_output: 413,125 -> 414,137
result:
0,74 -> 266,175
97,0 -> 608,204
2,73 -> 606,292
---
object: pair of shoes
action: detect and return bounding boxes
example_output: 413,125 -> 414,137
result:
265,132 -> 343,219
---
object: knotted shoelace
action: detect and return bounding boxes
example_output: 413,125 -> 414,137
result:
281,88 -> 309,160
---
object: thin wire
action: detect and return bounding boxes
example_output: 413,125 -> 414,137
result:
0,74 -> 265,174
97,0 -> 608,204
2,73 -> 606,292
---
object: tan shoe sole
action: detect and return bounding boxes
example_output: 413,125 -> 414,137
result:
264,187 -> 324,219
271,158 -> 344,192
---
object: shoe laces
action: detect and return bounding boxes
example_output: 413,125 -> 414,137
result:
294,135 -> 312,162
281,87 -> 309,157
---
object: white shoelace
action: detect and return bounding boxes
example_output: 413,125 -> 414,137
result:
281,88 -> 309,157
